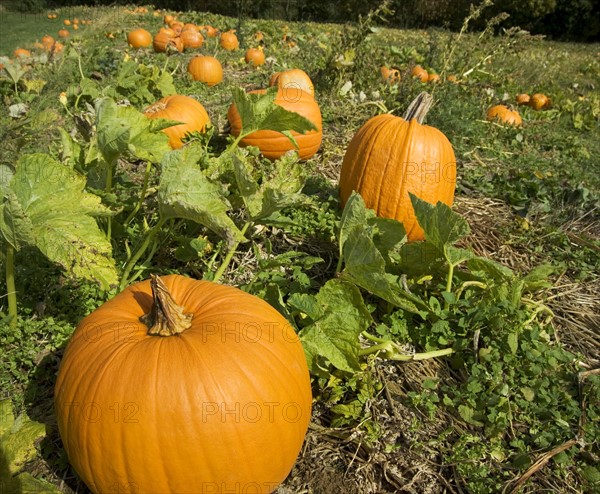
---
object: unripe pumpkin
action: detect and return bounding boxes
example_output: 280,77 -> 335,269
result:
227,88 -> 322,161
144,95 -> 210,149
339,92 -> 457,242
486,104 -> 522,127
54,274 -> 312,494
269,69 -> 314,97
187,55 -> 223,86
127,28 -> 152,48
245,47 -> 265,66
220,29 -> 239,50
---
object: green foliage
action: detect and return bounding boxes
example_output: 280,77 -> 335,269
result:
0,5 -> 597,492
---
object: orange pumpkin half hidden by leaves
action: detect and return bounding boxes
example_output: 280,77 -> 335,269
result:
338,92 -> 457,242
144,95 -> 210,149
54,274 -> 312,494
269,69 -> 314,97
227,87 -> 322,161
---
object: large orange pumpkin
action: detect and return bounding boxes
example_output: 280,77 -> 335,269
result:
269,69 -> 314,97
227,88 -> 322,161
338,92 -> 456,242
187,55 -> 223,86
144,95 -> 210,149
55,275 -> 312,494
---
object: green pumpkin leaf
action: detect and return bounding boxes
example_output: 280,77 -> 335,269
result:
0,399 -> 46,475
0,154 -> 118,289
159,145 -> 246,246
337,193 -> 428,315
338,192 -> 376,261
410,194 -> 470,250
95,97 -> 171,165
341,228 -> 428,316
232,150 -> 308,222
231,86 -> 317,138
299,279 -> 372,373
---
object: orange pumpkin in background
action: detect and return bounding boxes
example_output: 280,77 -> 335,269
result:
339,92 -> 457,242
144,95 -> 210,149
227,88 -> 322,160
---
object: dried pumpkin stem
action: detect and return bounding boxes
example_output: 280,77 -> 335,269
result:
142,274 -> 193,336
402,92 -> 434,123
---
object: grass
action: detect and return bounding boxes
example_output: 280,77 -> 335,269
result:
0,3 -> 599,493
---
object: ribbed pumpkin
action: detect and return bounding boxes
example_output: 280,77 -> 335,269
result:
144,95 -> 210,149
153,30 -> 183,53
245,47 -> 265,66
269,69 -> 314,97
188,55 -> 223,86
127,28 -> 152,48
486,104 -> 523,127
227,88 -> 322,161
181,29 -> 204,50
220,29 -> 239,50
339,92 -> 456,242
55,274 -> 312,494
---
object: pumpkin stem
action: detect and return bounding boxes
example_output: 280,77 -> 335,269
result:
402,92 -> 433,123
142,274 -> 193,336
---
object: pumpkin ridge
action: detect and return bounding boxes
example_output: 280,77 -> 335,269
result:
79,336 -> 138,485
377,116 -> 412,218
353,115 -> 393,204
396,118 -> 422,238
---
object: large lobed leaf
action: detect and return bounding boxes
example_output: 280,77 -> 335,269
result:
297,279 -> 372,373
159,145 -> 247,246
0,154 -> 118,289
95,97 -> 172,165
231,86 -> 318,138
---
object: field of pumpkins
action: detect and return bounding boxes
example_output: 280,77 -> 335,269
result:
0,3 -> 599,493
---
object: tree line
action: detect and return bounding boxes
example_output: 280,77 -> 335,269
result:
5,0 -> 599,41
